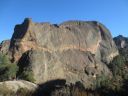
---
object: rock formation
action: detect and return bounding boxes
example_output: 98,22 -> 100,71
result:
0,40 -> 10,54
114,35 -> 128,63
0,80 -> 37,95
114,35 -> 128,49
6,18 -> 118,87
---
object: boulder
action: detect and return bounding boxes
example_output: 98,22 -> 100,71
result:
0,80 -> 37,95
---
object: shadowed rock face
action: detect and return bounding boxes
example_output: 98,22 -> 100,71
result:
114,35 -> 128,62
114,35 -> 128,49
9,18 -> 118,87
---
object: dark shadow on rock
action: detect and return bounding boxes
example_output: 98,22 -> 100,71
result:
10,18 -> 31,49
33,79 -> 66,96
16,50 -> 30,77
32,79 -> 120,96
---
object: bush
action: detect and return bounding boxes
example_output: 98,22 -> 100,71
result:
18,67 -> 35,83
0,54 -> 10,65
0,53 -> 18,81
0,64 -> 18,81
94,74 -> 110,89
109,55 -> 125,77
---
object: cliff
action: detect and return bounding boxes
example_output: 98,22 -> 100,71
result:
2,18 -> 119,87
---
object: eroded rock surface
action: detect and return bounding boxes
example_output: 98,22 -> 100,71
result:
0,40 -> 10,54
0,80 -> 37,95
8,18 -> 118,87
114,35 -> 128,49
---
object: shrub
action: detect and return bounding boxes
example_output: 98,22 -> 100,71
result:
109,55 -> 125,77
19,67 -> 35,83
0,54 -> 10,65
94,74 -> 110,89
0,53 -> 18,81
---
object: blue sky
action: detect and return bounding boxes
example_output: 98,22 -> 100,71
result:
0,0 -> 128,42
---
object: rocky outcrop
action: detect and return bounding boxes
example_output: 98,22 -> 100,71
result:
0,40 -> 10,54
9,18 -> 118,87
114,35 -> 128,49
0,80 -> 37,95
18,49 -> 111,87
114,35 -> 128,62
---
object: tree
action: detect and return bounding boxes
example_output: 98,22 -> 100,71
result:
0,53 -> 18,81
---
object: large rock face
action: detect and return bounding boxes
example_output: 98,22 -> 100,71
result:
9,18 -> 118,87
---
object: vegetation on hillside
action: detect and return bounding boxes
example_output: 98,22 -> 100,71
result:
18,67 -> 35,83
0,53 -> 18,81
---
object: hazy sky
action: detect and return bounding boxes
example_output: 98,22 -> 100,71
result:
0,0 -> 128,42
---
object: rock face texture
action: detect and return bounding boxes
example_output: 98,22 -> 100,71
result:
9,18 -> 118,87
114,35 -> 128,61
114,35 -> 128,49
0,40 -> 10,54
0,80 -> 37,95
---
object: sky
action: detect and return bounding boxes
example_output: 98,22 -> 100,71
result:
0,0 -> 128,42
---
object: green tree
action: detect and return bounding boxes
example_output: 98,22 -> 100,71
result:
109,55 -> 125,77
0,53 -> 18,81
0,54 -> 10,65
19,67 -> 35,83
